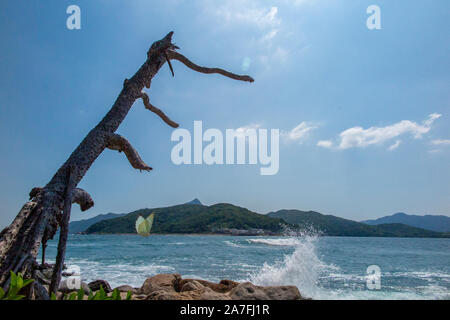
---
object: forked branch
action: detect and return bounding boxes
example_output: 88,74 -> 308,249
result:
166,50 -> 254,82
29,187 -> 94,212
105,133 -> 152,171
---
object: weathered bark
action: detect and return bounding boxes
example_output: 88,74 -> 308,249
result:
0,31 -> 254,294
105,133 -> 152,171
49,166 -> 75,294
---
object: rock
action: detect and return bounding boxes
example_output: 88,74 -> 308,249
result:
114,285 -> 134,292
58,279 -> 90,295
146,290 -> 180,300
88,279 -> 112,293
139,273 -> 181,294
197,287 -> 231,300
180,280 -> 205,292
146,287 -> 231,300
177,278 -> 239,293
229,282 -> 301,300
259,286 -> 303,300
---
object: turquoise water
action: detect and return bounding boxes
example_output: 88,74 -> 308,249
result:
42,234 -> 450,300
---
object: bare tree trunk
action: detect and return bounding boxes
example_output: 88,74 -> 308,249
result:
0,31 -> 253,294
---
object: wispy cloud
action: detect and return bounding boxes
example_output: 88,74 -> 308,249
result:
202,0 -> 311,69
214,4 -> 280,30
431,139 -> 450,146
282,122 -> 317,142
317,113 -> 442,150
388,140 -> 401,151
317,140 -> 333,148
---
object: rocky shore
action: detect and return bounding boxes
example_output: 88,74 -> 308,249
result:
35,265 -> 304,300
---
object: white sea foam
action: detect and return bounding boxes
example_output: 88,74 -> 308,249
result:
248,232 -> 450,300
224,240 -> 244,248
247,238 -> 301,246
63,258 -> 175,288
249,231 -> 331,299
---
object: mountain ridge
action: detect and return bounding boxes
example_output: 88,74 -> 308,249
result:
267,209 -> 448,238
361,212 -> 450,232
81,204 -> 449,238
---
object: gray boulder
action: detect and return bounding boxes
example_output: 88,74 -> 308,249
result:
229,282 -> 302,300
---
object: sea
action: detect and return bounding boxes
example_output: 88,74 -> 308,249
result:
42,233 -> 450,300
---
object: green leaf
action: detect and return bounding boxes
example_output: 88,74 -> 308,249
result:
111,288 -> 121,300
77,287 -> 84,300
69,292 -> 77,300
126,291 -> 132,300
0,287 -> 5,300
92,291 -> 101,300
16,275 -> 23,289
9,271 -> 17,288
22,279 -> 34,288
50,292 -> 57,300
99,286 -> 106,300
88,291 -> 94,300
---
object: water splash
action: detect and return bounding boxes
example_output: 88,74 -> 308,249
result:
249,229 -> 332,299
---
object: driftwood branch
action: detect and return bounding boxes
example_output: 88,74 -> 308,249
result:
105,133 -> 152,171
49,166 -> 75,294
139,92 -> 179,128
167,50 -> 254,82
29,187 -> 94,212
72,188 -> 94,212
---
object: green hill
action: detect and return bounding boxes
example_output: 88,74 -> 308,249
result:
69,213 -> 126,234
267,210 -> 447,238
86,203 -> 286,234
84,204 -> 449,238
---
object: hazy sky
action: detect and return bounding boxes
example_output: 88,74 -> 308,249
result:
0,0 -> 449,227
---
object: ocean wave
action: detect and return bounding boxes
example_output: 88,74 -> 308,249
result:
224,240 -> 245,248
63,259 -> 175,288
247,238 -> 300,246
249,233 -> 330,299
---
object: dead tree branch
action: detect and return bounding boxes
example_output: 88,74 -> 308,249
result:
72,188 -> 94,212
139,92 -> 179,128
105,133 -> 152,171
166,50 -> 254,82
49,166 -> 75,294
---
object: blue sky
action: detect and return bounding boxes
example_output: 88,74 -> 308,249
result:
0,0 -> 449,227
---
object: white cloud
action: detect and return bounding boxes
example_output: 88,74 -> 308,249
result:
213,2 -> 280,30
319,113 -> 442,150
317,140 -> 333,148
388,140 -> 401,151
282,122 -> 317,142
235,123 -> 261,133
424,113 -> 442,126
431,139 -> 450,146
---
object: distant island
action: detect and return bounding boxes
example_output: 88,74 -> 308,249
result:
361,212 -> 450,233
69,199 -> 450,238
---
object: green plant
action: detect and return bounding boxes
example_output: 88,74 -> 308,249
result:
0,271 -> 34,300
62,286 -> 132,300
